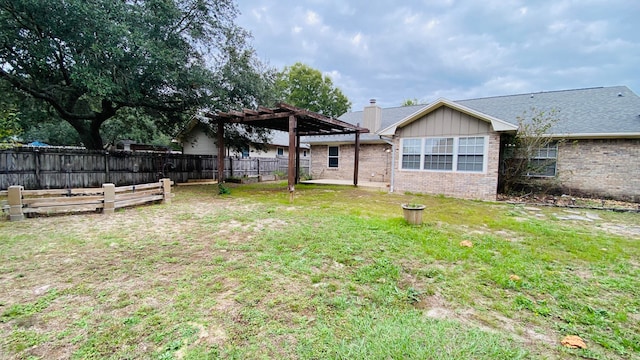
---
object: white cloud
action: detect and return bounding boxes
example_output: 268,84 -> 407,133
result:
301,40 -> 318,54
305,10 -> 321,26
482,76 -> 532,94
547,21 -> 568,34
323,70 -> 342,81
548,0 -> 572,16
237,0 -> 640,109
583,38 -> 635,53
403,13 -> 420,25
551,66 -> 599,77
350,32 -> 367,51
424,19 -> 440,31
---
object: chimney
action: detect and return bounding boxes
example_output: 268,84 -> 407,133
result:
363,98 -> 381,132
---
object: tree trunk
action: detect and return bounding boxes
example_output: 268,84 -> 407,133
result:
79,125 -> 104,150
63,100 -> 116,150
65,118 -> 105,150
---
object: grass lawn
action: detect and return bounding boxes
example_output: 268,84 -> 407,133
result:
1,182 -> 639,359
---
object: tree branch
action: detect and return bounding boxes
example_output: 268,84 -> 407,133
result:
170,4 -> 197,36
0,70 -> 94,121
53,40 -> 72,86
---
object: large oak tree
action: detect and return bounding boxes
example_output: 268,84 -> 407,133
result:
0,0 -> 271,149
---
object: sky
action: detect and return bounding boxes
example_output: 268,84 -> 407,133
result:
235,0 -> 640,111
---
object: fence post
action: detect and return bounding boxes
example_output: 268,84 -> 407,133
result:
35,150 -> 41,189
161,178 -> 172,204
103,183 -> 115,214
8,186 -> 24,221
104,151 -> 110,183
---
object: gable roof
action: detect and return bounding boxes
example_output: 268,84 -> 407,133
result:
378,98 -> 518,136
306,85 -> 640,144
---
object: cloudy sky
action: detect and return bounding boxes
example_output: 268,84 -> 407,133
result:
235,0 -> 639,111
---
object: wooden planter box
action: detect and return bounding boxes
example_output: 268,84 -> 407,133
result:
402,204 -> 426,225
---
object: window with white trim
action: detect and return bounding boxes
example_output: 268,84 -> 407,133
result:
528,142 -> 557,177
328,146 -> 339,168
457,137 -> 485,172
424,138 -> 453,170
276,147 -> 284,156
400,136 -> 487,172
402,139 -> 421,169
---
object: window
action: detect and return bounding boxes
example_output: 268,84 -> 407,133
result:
400,136 -> 487,172
528,142 -> 557,177
328,146 -> 339,168
241,147 -> 250,158
402,139 -> 421,169
277,147 -> 284,156
424,138 -> 453,170
457,137 -> 484,172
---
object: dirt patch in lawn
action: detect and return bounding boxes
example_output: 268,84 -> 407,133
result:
418,292 -> 556,347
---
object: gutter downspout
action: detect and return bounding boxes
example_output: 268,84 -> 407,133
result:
380,135 -> 395,193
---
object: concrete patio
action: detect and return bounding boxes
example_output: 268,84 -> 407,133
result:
301,179 -> 389,191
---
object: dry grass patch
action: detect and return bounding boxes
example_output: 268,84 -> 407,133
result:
1,183 -> 638,359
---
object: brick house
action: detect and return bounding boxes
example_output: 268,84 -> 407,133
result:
306,86 -> 640,202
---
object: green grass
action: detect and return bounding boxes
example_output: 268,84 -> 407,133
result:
0,182 -> 638,359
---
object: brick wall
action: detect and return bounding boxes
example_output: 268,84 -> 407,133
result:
557,138 -> 640,201
310,143 -> 391,182
305,137 -> 639,202
393,133 -> 501,200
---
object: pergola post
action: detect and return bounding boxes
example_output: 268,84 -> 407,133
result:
354,128 -> 360,187
295,132 -> 301,184
217,120 -> 225,183
288,115 -> 296,202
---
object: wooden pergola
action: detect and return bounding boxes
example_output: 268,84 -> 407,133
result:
205,103 -> 369,198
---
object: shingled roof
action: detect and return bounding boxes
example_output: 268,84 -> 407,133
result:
305,104 -> 425,144
457,86 -> 640,137
306,85 -> 640,143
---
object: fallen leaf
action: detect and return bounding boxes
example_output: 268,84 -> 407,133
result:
459,240 -> 473,248
561,335 -> 587,349
509,274 -> 521,281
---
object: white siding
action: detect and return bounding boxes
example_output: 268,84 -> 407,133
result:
181,127 -> 218,155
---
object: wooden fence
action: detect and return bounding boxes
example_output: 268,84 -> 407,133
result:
2,179 -> 173,221
222,157 -> 310,179
0,147 -> 310,190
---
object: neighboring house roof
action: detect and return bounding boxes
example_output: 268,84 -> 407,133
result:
269,131 -> 310,149
178,116 -> 310,149
306,85 -> 640,144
